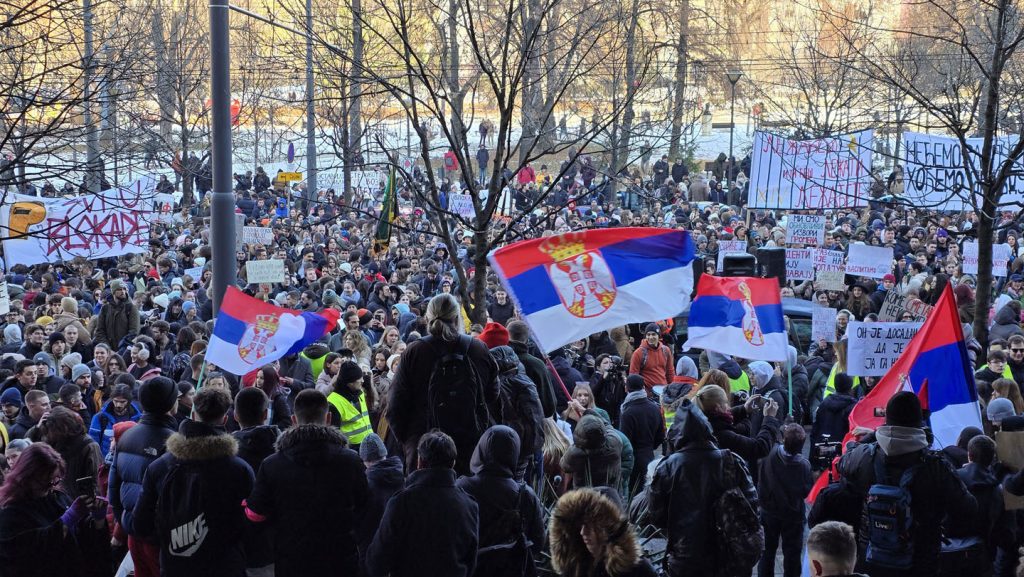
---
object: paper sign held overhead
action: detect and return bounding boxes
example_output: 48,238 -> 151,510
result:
846,320 -> 923,377
812,305 -> 837,343
785,215 -> 826,246
245,259 -> 286,284
846,245 -> 893,279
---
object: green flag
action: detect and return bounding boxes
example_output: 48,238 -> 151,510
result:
373,165 -> 397,255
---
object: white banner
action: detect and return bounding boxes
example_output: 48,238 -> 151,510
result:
966,242 -> 1013,277
903,131 -> 1024,210
717,240 -> 749,271
814,248 -> 846,291
877,290 -> 932,322
354,170 -> 384,191
812,305 -> 837,343
0,176 -> 157,265
184,266 -> 204,281
245,259 -> 286,284
785,214 -> 826,246
846,245 -> 893,279
448,193 -> 475,218
963,241 -> 979,275
747,130 -> 873,209
153,193 -> 175,224
785,248 -> 814,280
0,281 -> 9,315
847,321 -> 923,377
242,226 -> 274,246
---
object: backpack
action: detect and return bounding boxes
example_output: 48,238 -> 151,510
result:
712,450 -> 764,576
424,335 -> 494,452
497,371 -> 539,455
476,483 -> 536,577
864,447 -> 919,570
155,463 -> 213,560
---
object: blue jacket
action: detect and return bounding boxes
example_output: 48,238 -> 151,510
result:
88,401 -> 141,457
108,412 -> 177,536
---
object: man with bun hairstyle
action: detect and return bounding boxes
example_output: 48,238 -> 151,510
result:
108,376 -> 179,577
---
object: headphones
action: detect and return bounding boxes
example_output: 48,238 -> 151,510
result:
135,342 -> 150,361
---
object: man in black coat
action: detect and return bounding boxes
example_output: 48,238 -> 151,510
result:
811,372 -> 857,447
131,388 -> 254,577
357,434 -> 405,576
245,390 -> 369,577
367,430 -> 480,577
231,387 -> 279,576
619,374 -> 665,495
838,392 -> 976,577
507,321 -> 558,418
109,377 -> 179,577
758,424 -> 814,577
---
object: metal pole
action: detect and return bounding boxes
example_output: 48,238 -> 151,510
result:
728,81 -> 735,194
209,0 -> 235,315
83,0 -> 100,193
305,0 -> 317,204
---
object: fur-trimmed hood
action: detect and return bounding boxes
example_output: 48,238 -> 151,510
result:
549,489 -> 642,577
276,423 -> 348,452
166,421 -> 239,461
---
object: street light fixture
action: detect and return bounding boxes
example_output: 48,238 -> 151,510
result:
726,69 -> 743,195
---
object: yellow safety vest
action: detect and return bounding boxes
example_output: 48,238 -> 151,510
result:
729,371 -> 750,394
824,365 -> 860,398
327,391 -> 372,445
664,408 -> 677,431
977,363 -> 1014,380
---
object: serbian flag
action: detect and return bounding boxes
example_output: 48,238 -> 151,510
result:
808,283 -> 981,501
683,275 -> 788,361
488,228 -> 694,353
207,286 -> 340,375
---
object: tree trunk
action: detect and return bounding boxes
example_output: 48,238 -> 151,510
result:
973,192 -> 995,348
668,0 -> 689,161
612,0 -> 640,190
350,0 -> 364,157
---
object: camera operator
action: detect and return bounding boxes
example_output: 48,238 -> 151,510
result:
590,354 -> 626,426
569,339 -> 595,381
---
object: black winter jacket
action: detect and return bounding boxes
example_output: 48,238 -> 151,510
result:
757,444 -> 814,520
131,421 -> 255,577
706,408 -> 779,473
811,393 -> 857,446
232,425 -> 279,473
509,340 -> 557,419
358,456 -> 405,572
618,392 -> 665,483
490,346 -> 545,457
367,467 -> 480,577
0,492 -> 111,577
109,412 -> 178,537
246,424 -> 368,577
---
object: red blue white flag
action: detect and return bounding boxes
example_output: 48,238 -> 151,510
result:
207,286 -> 340,375
683,275 -> 788,361
488,228 -> 694,353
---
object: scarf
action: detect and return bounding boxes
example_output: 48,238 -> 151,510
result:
620,390 -> 648,412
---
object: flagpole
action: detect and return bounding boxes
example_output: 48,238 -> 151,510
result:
195,358 -> 208,391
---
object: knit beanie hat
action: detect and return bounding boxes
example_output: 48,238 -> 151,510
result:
48,332 -> 66,345
139,376 -> 178,414
60,353 -> 82,373
3,324 -> 20,343
478,322 -> 510,349
71,363 -> 92,383
61,297 -> 78,314
885,391 -> 924,427
988,397 -> 1016,424
644,323 -> 659,335
359,433 -> 387,462
109,279 -> 126,293
0,387 -> 22,408
337,361 -> 363,386
322,289 -> 339,306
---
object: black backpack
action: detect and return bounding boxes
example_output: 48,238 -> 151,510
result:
712,450 -> 764,576
424,335 -> 494,452
155,463 -> 213,560
476,483 -> 536,577
497,371 -> 539,455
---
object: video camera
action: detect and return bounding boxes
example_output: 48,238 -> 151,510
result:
810,434 -> 842,471
607,355 -> 626,376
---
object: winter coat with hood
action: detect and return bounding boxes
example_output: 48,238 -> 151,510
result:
509,339 -> 558,419
990,302 -> 1024,342
358,455 -> 405,574
648,400 -> 758,577
94,296 -> 140,349
490,346 -> 545,458
456,426 -> 546,577
109,412 -> 178,537
947,462 -> 1015,557
810,392 -> 857,446
748,360 -> 803,427
231,425 -> 279,473
549,488 -> 658,577
705,404 -> 779,474
757,444 -> 813,520
0,490 -> 111,577
618,390 -> 665,490
131,420 -> 255,577
88,400 -> 142,457
561,414 -> 623,490
245,424 -> 368,577
838,429 -> 977,577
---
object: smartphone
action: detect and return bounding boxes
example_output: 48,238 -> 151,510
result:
75,476 -> 98,499
873,407 -> 886,418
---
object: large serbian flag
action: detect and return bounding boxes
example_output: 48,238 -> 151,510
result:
488,228 -> 694,353
683,275 -> 788,361
207,286 -> 340,375
808,283 -> 981,502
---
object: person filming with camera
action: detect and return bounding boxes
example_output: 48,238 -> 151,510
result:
590,354 -> 626,425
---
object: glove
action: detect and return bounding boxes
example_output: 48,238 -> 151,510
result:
60,497 -> 90,529
90,497 -> 109,521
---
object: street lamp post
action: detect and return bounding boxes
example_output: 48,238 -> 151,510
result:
304,0 -> 316,207
726,69 -> 742,194
209,0 -> 235,315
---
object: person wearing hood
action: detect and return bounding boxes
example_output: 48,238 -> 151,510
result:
549,347 -> 583,413
88,383 -> 141,457
560,414 -> 623,490
1,324 -> 22,354
811,373 -> 856,448
939,435 -> 1013,577
548,488 -> 657,577
989,301 -> 1024,342
837,392 -> 977,577
648,399 -> 758,577
757,423 -> 814,577
716,356 -> 750,394
300,341 -> 332,383
618,375 -> 664,496
456,426 -> 545,577
749,359 -> 803,427
131,388 -> 254,577
357,434 -> 405,576
488,343 -> 545,482
245,389 -> 369,577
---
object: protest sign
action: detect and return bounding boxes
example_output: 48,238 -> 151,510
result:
448,193 -> 475,218
846,321 -> 923,376
717,240 -> 749,271
0,176 -> 157,266
846,245 -> 893,279
785,248 -> 814,280
245,259 -> 286,284
0,281 -> 10,315
242,226 -> 274,245
962,241 -> 1010,276
785,215 -> 826,245
813,249 -> 846,291
903,132 -> 1024,210
353,171 -> 384,191
812,305 -> 837,343
747,130 -> 873,209
877,290 -> 932,322
184,266 -> 204,281
154,193 -> 175,223
234,213 -> 246,251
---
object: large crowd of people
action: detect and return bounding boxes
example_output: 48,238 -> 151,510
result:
0,149 -> 1021,577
